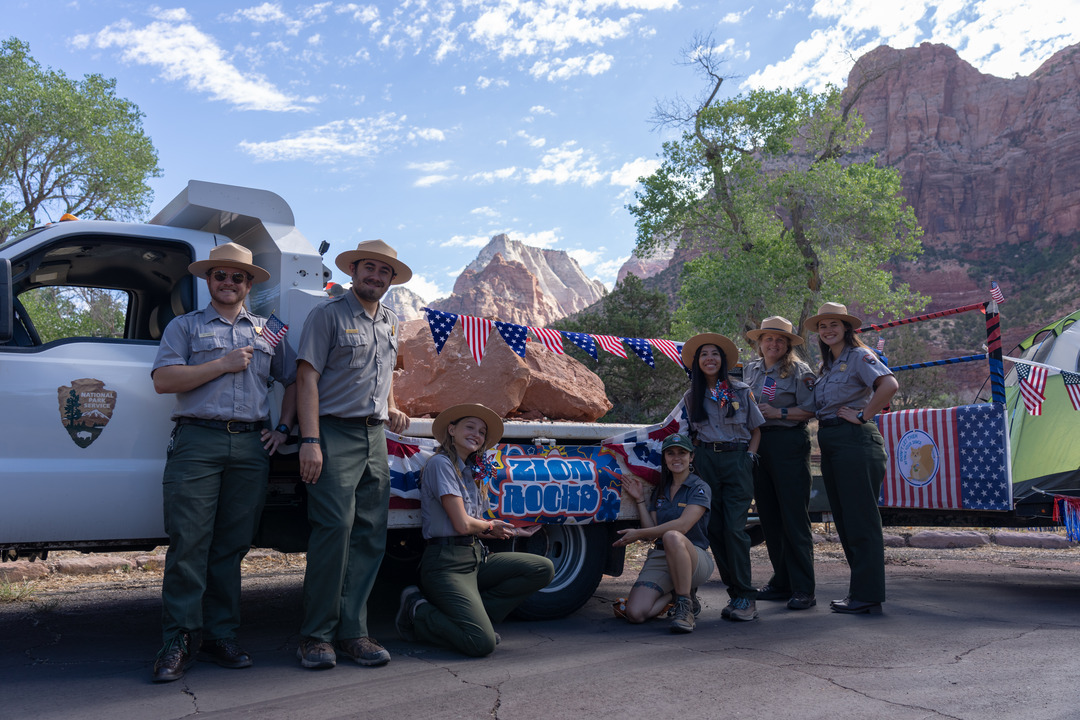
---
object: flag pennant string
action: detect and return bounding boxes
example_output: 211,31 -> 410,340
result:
424,307 -> 458,354
623,337 -> 655,368
494,321 -> 528,357
593,334 -> 628,358
562,331 -> 598,360
530,326 -> 565,354
460,315 -> 493,365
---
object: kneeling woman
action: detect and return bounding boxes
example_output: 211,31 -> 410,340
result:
613,433 -> 714,633
396,404 -> 554,656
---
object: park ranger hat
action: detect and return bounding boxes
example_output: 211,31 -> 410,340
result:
188,242 -> 270,284
432,403 -> 504,452
680,332 -> 739,370
746,316 -> 804,346
806,302 -> 862,332
661,433 -> 695,453
335,239 -> 413,285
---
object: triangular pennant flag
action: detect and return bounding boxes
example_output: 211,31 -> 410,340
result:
649,338 -> 685,368
495,320 -> 529,357
460,314 -> 493,365
424,307 -> 458,354
562,331 -> 598,360
530,327 -> 565,354
622,337 -> 655,367
592,334 -> 627,358
1016,362 -> 1047,416
1062,370 -> 1080,412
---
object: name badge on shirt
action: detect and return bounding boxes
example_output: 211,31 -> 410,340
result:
345,328 -> 358,334
198,332 -> 214,338
678,502 -> 687,508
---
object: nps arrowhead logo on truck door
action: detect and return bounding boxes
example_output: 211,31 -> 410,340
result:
57,379 -> 116,448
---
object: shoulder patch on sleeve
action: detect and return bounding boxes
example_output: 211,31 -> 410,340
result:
803,377 -> 816,390
861,349 -> 877,365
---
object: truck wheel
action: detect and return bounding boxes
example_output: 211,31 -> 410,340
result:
511,523 -> 607,621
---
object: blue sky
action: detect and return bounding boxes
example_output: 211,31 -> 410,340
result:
6,1 -> 1079,301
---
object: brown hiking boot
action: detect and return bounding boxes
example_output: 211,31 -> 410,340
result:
336,636 -> 390,666
296,637 -> 336,669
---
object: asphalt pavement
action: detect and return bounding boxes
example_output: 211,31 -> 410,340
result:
4,546 -> 1080,720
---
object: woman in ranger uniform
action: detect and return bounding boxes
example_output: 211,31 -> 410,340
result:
808,302 -> 898,614
743,316 -> 818,611
394,404 -> 554,656
678,333 -> 765,621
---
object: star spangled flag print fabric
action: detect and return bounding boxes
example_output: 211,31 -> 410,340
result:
1016,362 -> 1047,415
1062,370 -> 1080,412
600,399 -> 688,486
460,314 -> 494,364
386,431 -> 439,501
623,337 -> 655,367
649,338 -> 684,368
530,327 -> 565,354
495,321 -> 529,357
990,281 -> 1006,304
424,307 -> 458,354
562,331 -> 598,360
262,313 -> 288,348
761,376 -> 776,401
877,404 -> 1010,511
592,334 -> 627,358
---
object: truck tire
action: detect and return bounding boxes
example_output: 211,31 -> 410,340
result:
511,523 -> 607,621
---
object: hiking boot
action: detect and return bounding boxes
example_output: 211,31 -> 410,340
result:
669,595 -> 695,633
727,597 -> 758,622
336,636 -> 390,666
199,638 -> 252,668
296,637 -> 336,669
395,585 -> 428,642
756,583 -> 789,601
152,630 -> 198,683
690,588 -> 701,617
787,592 -> 817,610
721,598 -> 735,619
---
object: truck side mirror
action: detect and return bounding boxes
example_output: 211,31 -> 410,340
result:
0,258 -> 12,344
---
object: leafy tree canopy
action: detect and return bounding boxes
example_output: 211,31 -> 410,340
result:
0,37 -> 161,241
628,35 -> 926,352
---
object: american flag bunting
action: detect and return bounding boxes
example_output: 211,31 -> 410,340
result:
623,337 -> 655,367
460,314 -> 494,365
530,326 -> 566,354
495,320 -> 529,357
649,338 -> 684,368
423,307 -> 458,354
592,334 -> 627,358
1016,362 -> 1047,415
562,331 -> 598,360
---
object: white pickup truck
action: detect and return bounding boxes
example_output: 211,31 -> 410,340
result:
0,180 -> 646,618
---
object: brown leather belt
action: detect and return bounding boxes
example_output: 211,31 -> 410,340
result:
176,417 -> 261,433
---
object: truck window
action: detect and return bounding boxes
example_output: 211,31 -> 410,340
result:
17,286 -> 129,343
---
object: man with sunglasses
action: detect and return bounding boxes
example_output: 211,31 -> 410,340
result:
149,242 -> 297,682
293,239 -> 412,670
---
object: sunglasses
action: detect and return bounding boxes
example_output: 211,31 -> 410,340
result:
210,270 -> 250,283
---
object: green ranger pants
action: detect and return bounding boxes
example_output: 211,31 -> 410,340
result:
753,426 -> 816,595
818,422 -> 887,603
300,417 -> 389,641
161,424 -> 269,643
694,445 -> 756,600
415,543 -> 554,657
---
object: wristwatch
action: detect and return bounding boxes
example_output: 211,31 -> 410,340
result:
780,408 -> 788,420
856,411 -> 867,424
301,437 -> 321,444
275,423 -> 290,434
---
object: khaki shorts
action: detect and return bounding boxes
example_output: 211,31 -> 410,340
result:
635,544 -> 715,594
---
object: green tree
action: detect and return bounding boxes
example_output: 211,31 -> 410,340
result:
0,37 -> 160,241
556,274 -> 687,423
64,389 -> 83,427
629,36 -> 926,348
19,286 -> 127,342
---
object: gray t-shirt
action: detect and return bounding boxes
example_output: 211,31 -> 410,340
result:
295,290 -> 399,419
420,453 -> 487,540
814,345 -> 894,419
152,304 -> 296,422
743,357 -> 817,427
649,472 -> 711,550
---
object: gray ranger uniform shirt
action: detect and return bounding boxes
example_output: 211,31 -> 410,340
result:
683,380 -> 766,443
743,357 -> 817,428
420,453 -> 485,540
813,345 -> 894,420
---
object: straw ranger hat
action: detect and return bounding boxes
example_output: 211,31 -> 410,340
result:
188,242 -> 270,284
432,403 -> 504,452
745,316 -> 804,346
335,239 -> 412,285
805,302 -> 862,332
680,333 -> 739,370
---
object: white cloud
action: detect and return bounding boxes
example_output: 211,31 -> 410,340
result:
402,273 -> 445,303
568,248 -> 604,267
467,167 -> 519,183
471,206 -> 501,217
453,85 -> 467,95
593,256 -> 630,283
720,10 -> 749,24
408,160 -> 453,172
516,130 -> 547,148
73,9 -> 311,112
509,229 -> 560,248
529,52 -> 614,81
747,0 -> 1080,91
610,157 -> 661,187
476,75 -> 510,89
530,105 -> 556,116
442,234 -> 493,248
224,3 -> 306,35
410,127 -> 447,142
239,112 -> 404,161
414,174 -> 455,187
526,142 -> 605,186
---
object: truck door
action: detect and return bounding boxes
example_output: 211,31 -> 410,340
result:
0,230 -> 198,550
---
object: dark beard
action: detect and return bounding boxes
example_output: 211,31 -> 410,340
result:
353,281 -> 387,303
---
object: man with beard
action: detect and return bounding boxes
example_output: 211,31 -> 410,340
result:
151,242 -> 296,682
294,239 -> 412,669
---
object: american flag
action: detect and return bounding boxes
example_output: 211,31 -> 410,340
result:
623,337 -> 655,367
601,399 -> 688,485
530,326 -> 565,354
761,376 -> 776,401
1062,370 -> 1080,411
878,404 -> 1010,510
460,314 -> 493,364
262,313 -> 288,348
423,307 -> 458,354
593,334 -> 627,358
649,338 -> 685,368
1016,362 -> 1047,415
876,337 -> 885,352
495,321 -> 529,357
990,281 -> 1006,304
562,331 -> 598,360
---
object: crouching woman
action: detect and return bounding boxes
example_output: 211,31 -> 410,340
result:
613,433 -> 714,633
395,403 -> 554,656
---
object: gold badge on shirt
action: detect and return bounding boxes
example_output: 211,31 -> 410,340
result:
253,327 -> 263,335
733,401 -> 740,410
839,363 -> 847,372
